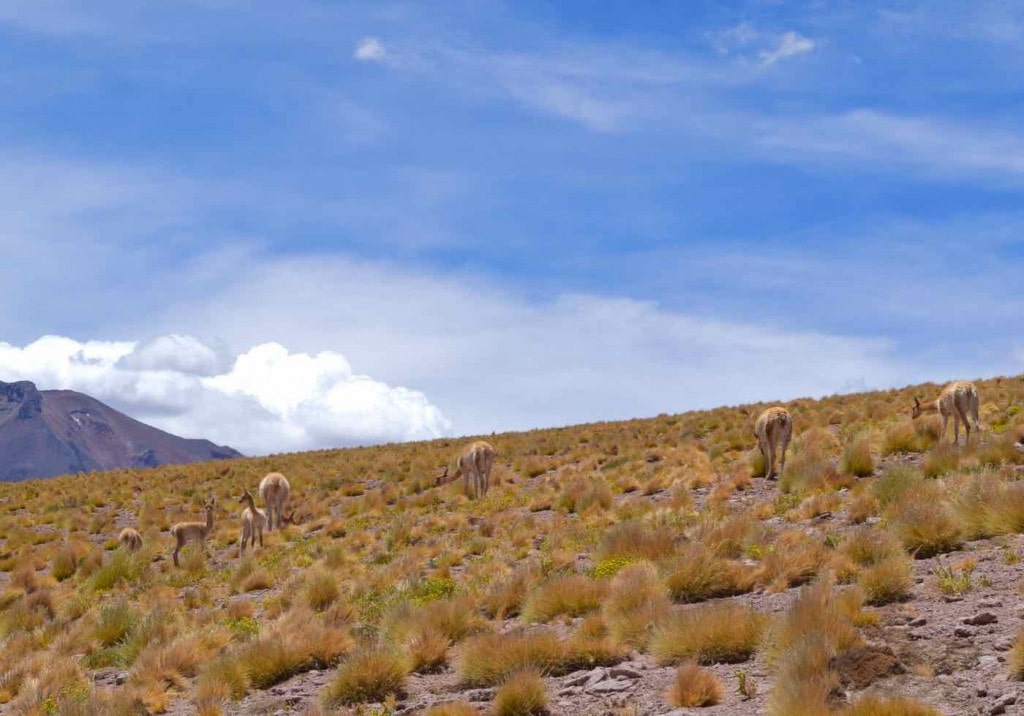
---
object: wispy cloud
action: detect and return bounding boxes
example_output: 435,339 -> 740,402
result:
354,36 -> 387,63
759,31 -> 816,65
755,109 -> 1024,180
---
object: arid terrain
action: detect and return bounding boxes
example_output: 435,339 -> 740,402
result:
1,376 -> 1024,715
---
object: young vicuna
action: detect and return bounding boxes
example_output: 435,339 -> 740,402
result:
912,380 -> 980,445
436,441 -> 496,499
118,527 -> 142,552
238,489 -> 266,556
754,407 -> 793,480
259,472 -> 291,531
170,497 -> 216,567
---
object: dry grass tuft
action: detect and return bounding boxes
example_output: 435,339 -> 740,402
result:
602,561 -> 671,648
666,660 -> 723,707
492,669 -> 549,716
841,436 -> 875,477
522,574 -> 606,622
664,543 -> 754,603
650,602 -> 767,665
322,647 -> 408,706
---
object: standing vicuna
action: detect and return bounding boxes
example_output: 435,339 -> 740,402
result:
754,407 -> 793,480
436,441 -> 496,500
912,380 -> 980,445
118,527 -> 143,552
259,473 -> 291,531
238,489 -> 266,556
170,497 -> 216,567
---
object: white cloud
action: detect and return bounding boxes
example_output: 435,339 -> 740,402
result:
759,31 -> 816,65
0,335 -> 451,455
354,36 -> 387,63
148,254 -> 908,436
756,109 -> 1024,180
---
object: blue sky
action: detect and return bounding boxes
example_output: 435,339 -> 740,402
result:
0,1 -> 1023,452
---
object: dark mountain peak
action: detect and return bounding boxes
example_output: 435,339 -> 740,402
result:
0,380 -> 43,421
0,381 -> 241,481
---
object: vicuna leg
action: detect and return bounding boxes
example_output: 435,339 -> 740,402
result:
757,437 -> 769,479
957,406 -> 971,443
173,537 -> 182,567
779,430 -> 791,477
953,413 -> 960,446
767,441 -> 777,480
940,414 -> 948,444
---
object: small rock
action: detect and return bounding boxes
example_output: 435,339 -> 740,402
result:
954,626 -> 974,638
866,516 -> 880,525
583,667 -> 607,688
965,612 -> 999,626
980,599 -> 1004,609
908,629 -> 928,640
945,595 -> 964,603
978,687 -> 989,697
996,639 -> 1014,652
558,687 -> 582,697
909,617 -> 927,627
563,670 -> 591,687
609,666 -> 642,680
589,678 -> 634,693
465,688 -> 495,702
979,655 -> 1000,669
114,671 -> 129,686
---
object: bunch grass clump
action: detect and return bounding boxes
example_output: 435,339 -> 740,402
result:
650,603 -> 767,665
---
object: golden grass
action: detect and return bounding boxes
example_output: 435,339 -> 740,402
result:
650,602 -> 767,665
492,670 -> 548,716
522,574 -> 607,622
321,647 -> 408,706
0,374 -> 1018,709
666,660 -> 723,707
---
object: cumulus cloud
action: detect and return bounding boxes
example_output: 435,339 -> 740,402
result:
149,254 -> 910,436
0,335 -> 451,455
354,36 -> 387,63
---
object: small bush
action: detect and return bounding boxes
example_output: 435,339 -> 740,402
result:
651,603 -> 766,665
888,485 -> 963,558
841,438 -> 875,477
322,648 -> 408,706
522,574 -> 606,622
596,522 -> 676,562
858,556 -> 913,605
840,527 -> 903,567
666,660 -> 723,707
872,465 -> 924,506
602,562 -> 671,648
1010,630 -> 1024,680
492,670 -> 548,716
922,444 -> 959,478
664,543 -> 753,603
305,570 -> 340,612
89,550 -> 147,591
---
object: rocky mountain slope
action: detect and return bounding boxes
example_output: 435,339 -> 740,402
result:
0,379 -> 240,480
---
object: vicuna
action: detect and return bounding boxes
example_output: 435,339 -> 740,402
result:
169,497 -> 216,567
238,489 -> 266,556
118,527 -> 142,552
436,441 -> 496,499
259,472 -> 291,531
912,380 -> 980,445
754,407 -> 792,480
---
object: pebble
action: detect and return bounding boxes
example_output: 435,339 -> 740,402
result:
590,678 -> 635,693
980,599 -> 1004,608
909,617 -> 928,627
954,626 -> 974,638
965,612 -> 999,626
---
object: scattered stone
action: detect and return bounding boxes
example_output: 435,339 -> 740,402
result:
979,655 -> 1000,669
954,627 -> 974,638
980,599 -> 1004,609
996,639 -> 1015,652
464,689 -> 495,702
608,666 -> 642,680
589,678 -> 634,693
965,612 -> 999,626
909,617 -> 927,627
945,595 -> 965,603
114,671 -> 129,686
978,687 -> 989,697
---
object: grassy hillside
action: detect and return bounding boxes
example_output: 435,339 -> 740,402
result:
1,375 -> 1023,715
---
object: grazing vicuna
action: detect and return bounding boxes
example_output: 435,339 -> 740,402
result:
118,527 -> 142,552
754,407 -> 793,480
238,489 -> 266,556
170,497 -> 215,567
912,380 -> 980,445
436,441 -> 496,499
259,472 -> 291,531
